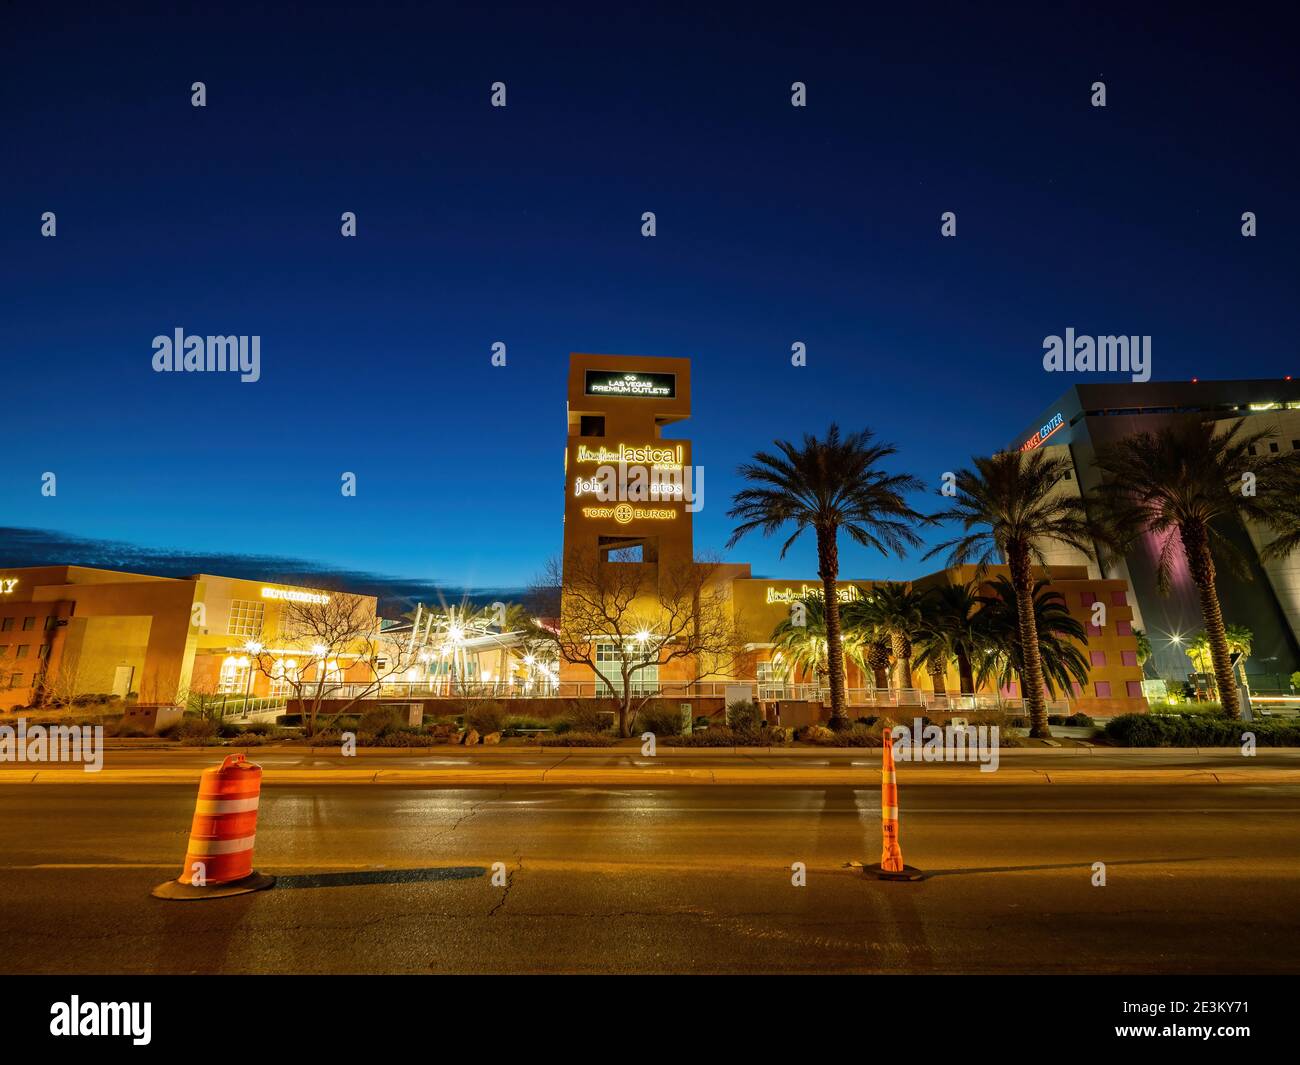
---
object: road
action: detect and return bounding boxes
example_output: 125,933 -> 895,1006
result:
2,783 -> 1298,973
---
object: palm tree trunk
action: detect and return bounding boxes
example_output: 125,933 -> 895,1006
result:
956,645 -> 975,696
1009,548 -> 1050,738
929,663 -> 947,695
891,631 -> 911,691
816,529 -> 848,730
1183,524 -> 1241,718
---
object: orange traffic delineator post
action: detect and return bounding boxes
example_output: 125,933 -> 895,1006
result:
866,729 -> 925,882
152,753 -> 276,900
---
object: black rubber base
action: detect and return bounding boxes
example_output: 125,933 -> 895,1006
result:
865,864 -> 926,882
151,871 -> 276,900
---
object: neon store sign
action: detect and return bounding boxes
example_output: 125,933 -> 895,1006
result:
575,443 -> 683,469
765,584 -> 862,605
1020,412 -> 1065,452
261,587 -> 331,605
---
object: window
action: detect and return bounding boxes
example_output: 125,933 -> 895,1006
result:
0,618 -> 12,632
1090,650 -> 1107,667
1116,620 -> 1133,636
0,645 -> 6,656
579,415 -> 606,438
1095,681 -> 1112,698
595,640 -> 658,694
1110,591 -> 1127,606
1269,442 -> 1279,453
37,644 -> 50,659
1126,680 -> 1143,698
1121,650 -> 1138,667
1080,592 -> 1097,607
218,656 -> 251,694
43,616 -> 57,630
9,673 -> 24,689
21,617 -> 35,631
227,599 -> 266,638
15,645 -> 30,658
1292,440 -> 1300,450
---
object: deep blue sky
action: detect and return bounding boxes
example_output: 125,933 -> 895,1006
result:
3,3 -> 1296,594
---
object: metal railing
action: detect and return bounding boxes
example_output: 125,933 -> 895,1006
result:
295,680 -> 1073,712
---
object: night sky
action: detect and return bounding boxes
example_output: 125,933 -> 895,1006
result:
3,4 -> 1295,596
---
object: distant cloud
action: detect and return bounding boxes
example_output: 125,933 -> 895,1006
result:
0,527 -> 523,616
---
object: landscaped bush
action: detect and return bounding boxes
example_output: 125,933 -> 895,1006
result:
801,724 -> 882,748
537,731 -> 617,747
366,730 -> 444,747
552,701 -> 612,734
159,716 -> 218,742
465,702 -> 506,734
726,699 -> 762,733
661,727 -> 748,747
109,717 -> 147,738
359,706 -> 404,737
635,704 -> 683,736
1105,713 -> 1300,747
502,716 -> 549,735
855,716 -> 878,728
1063,712 -> 1093,727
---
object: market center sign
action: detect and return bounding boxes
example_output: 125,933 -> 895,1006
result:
584,370 -> 676,398
1020,412 -> 1065,452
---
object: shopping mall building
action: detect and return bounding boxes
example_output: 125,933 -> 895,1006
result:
559,353 -> 1149,715
0,567 -> 380,711
1011,379 -> 1300,689
14,358 -> 1287,718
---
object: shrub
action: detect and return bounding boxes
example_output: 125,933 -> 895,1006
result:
359,706 -> 404,737
466,702 -> 506,734
1105,713 -> 1300,747
726,699 -> 762,732
1063,712 -> 1093,727
662,727 -> 746,747
803,724 -> 882,748
554,702 -> 612,734
367,730 -> 443,747
537,731 -> 617,747
855,716 -> 878,728
1047,714 -> 1064,726
636,704 -> 683,737
111,718 -> 147,738
159,716 -> 218,742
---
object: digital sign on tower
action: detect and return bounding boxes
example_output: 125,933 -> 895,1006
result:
584,370 -> 676,398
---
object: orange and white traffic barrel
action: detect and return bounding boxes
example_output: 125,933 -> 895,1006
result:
868,728 -> 924,881
152,753 -> 276,900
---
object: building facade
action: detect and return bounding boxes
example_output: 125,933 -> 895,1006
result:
0,566 -> 377,710
559,353 -> 1149,714
1012,379 -> 1300,690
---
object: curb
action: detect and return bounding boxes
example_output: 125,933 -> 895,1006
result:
4,768 -> 1299,786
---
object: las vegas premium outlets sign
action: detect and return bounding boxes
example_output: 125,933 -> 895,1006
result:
584,370 -> 676,398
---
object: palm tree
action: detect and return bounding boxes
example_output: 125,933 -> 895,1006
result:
1132,628 -> 1154,677
848,582 -> 927,691
1091,418 -> 1300,719
729,426 -> 925,730
927,449 -> 1094,737
972,577 -> 1090,702
1186,624 -> 1254,701
913,581 -> 982,696
769,595 -> 865,695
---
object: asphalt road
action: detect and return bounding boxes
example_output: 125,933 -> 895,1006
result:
2,783 -> 1298,973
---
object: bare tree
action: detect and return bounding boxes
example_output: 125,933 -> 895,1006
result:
249,592 -> 421,737
530,550 -> 743,737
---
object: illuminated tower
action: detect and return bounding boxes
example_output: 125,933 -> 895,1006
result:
562,353 -> 695,572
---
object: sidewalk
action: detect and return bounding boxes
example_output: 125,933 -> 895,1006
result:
2,745 -> 1298,786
